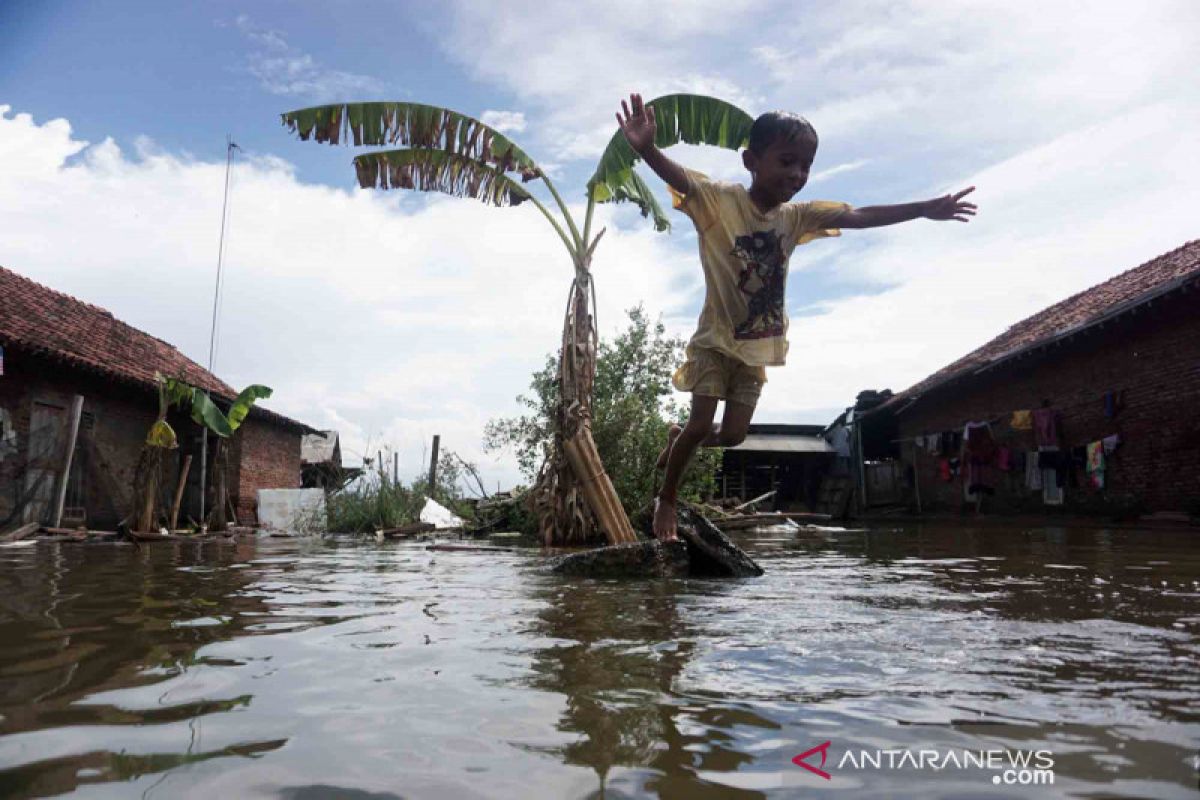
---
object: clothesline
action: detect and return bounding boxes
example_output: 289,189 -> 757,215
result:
889,414 -> 1005,445
888,390 -> 1125,447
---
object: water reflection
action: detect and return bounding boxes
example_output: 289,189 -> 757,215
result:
0,523 -> 1196,799
0,538 -> 287,796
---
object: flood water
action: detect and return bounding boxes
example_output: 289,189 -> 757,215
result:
0,523 -> 1197,799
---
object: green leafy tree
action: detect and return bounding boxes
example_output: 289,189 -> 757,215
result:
282,96 -> 751,544
486,307 -> 718,520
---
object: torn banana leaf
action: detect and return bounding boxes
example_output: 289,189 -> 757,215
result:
354,149 -> 533,207
282,102 -> 540,181
588,94 -> 754,231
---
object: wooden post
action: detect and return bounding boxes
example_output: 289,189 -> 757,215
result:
428,435 -> 440,493
170,455 -> 193,531
393,451 -> 399,489
51,395 -> 84,528
910,444 -> 922,515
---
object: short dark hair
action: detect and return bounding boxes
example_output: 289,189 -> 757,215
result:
748,111 -> 818,155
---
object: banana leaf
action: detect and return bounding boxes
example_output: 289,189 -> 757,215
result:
281,102 -> 540,180
588,94 -> 754,231
354,149 -> 532,207
189,392 -> 233,438
227,385 -> 273,433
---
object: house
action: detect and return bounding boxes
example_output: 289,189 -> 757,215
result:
0,265 -> 316,529
302,430 -> 359,490
859,239 -> 1200,516
716,423 -> 834,510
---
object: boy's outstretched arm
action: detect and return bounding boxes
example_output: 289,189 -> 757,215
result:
832,187 -> 977,228
616,93 -> 689,195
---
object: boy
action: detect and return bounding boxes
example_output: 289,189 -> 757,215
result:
615,93 -> 977,541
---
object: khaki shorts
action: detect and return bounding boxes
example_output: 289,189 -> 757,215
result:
671,347 -> 766,408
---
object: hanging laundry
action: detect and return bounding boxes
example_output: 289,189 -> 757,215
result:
1025,450 -> 1043,491
964,422 -> 998,461
938,458 -> 952,482
1038,446 -> 1064,504
1103,392 -> 1116,418
1013,450 -> 1027,473
961,422 -> 997,494
1102,434 -> 1121,455
1086,441 -> 1105,489
1070,446 -> 1088,488
996,446 -> 1012,471
1011,409 -> 1033,430
1032,408 -> 1059,447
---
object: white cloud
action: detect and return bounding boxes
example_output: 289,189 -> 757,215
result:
480,110 -> 526,134
760,100 -> 1200,419
231,14 -> 385,100
0,107 -> 693,490
810,159 -> 870,184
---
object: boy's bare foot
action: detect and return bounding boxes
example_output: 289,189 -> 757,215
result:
655,424 -> 682,470
653,496 -> 679,541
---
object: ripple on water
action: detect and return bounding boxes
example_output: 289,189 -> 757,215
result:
0,526 -> 1198,797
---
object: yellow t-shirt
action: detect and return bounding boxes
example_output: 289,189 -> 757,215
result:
670,168 -> 850,371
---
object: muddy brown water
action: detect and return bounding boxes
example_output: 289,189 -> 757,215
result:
0,523 -> 1197,799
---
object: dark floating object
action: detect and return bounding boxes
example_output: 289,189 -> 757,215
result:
676,505 -> 764,577
551,539 -> 690,578
550,504 -> 763,578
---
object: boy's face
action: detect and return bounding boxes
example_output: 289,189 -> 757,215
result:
743,137 -> 816,206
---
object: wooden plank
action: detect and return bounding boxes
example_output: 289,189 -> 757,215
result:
1,522 -> 40,542
378,521 -> 435,538
170,455 -> 193,531
51,395 -> 84,528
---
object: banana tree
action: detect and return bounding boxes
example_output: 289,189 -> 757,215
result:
282,96 -> 753,546
133,375 -> 272,531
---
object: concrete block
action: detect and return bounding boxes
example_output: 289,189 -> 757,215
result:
256,488 -> 326,535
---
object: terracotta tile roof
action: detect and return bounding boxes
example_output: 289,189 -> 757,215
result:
0,265 -> 314,432
900,238 -> 1200,399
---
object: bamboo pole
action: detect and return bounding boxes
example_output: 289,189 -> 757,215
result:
170,455 -> 193,531
51,395 -> 84,528
563,426 -> 637,544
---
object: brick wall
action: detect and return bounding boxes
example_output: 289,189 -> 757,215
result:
0,349 -> 163,527
231,416 -> 301,524
897,292 -> 1200,514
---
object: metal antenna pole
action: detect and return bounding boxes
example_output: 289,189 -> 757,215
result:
201,135 -> 239,524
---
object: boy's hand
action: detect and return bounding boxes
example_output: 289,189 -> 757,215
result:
923,186 -> 977,222
616,93 -> 657,155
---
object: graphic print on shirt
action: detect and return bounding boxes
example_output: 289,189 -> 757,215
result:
731,229 -> 787,340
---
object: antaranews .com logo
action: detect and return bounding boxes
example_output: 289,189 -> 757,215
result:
793,741 -> 1056,786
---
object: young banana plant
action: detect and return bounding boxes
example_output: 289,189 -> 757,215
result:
281,95 -> 753,545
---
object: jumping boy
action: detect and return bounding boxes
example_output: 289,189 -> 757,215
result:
615,93 -> 977,540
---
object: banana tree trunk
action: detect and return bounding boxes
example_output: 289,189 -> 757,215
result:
133,447 -> 164,532
530,267 -> 637,546
207,438 -> 229,530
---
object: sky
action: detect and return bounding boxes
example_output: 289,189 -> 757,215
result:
2,1 -> 1198,492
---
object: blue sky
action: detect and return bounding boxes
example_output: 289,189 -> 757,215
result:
2,1 -> 1198,489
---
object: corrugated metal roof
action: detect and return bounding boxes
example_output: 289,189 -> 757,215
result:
729,434 -> 834,454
